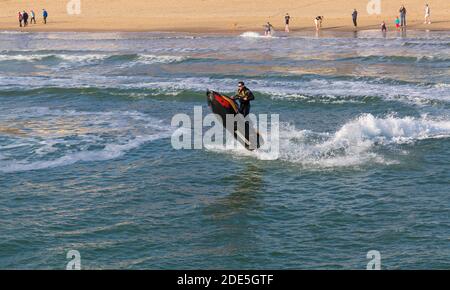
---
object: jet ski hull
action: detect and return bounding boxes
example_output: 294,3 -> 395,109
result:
206,90 -> 263,150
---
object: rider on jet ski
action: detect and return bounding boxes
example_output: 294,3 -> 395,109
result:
232,81 -> 255,117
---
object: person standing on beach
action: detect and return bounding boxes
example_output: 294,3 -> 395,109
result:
314,16 -> 323,31
22,11 -> 29,27
43,9 -> 48,24
285,13 -> 291,32
381,21 -> 387,32
30,10 -> 36,24
424,4 -> 431,24
399,5 -> 407,27
352,9 -> 358,27
264,22 -> 274,36
18,12 -> 23,27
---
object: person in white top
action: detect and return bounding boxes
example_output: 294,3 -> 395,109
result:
314,16 -> 323,31
424,4 -> 431,24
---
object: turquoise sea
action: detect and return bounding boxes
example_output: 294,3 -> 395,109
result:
0,30 -> 449,269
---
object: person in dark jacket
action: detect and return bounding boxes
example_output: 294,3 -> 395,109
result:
352,9 -> 358,27
399,5 -> 407,27
232,82 -> 255,117
22,11 -> 29,27
43,9 -> 48,24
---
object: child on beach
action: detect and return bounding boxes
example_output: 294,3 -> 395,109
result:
395,16 -> 400,31
381,21 -> 387,32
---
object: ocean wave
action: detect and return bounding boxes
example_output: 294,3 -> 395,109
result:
325,114 -> 450,145
0,31 -> 30,35
0,52 -> 188,66
240,31 -> 281,39
337,55 -> 450,63
403,41 -> 450,47
0,54 -> 53,62
1,75 -> 449,106
0,108 -> 172,173
268,93 -> 377,104
279,114 -> 450,167
206,114 -> 450,168
116,54 -> 188,67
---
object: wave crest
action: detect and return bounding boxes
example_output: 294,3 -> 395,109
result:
207,114 -> 450,168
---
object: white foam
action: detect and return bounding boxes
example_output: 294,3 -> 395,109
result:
0,134 -> 166,173
1,73 -> 449,105
206,114 -> 450,168
330,114 -> 450,144
57,54 -> 109,62
0,52 -> 186,66
240,32 -> 263,38
136,54 -> 187,64
239,31 -> 279,39
117,54 -> 187,68
0,31 -> 30,35
0,54 -> 50,62
0,108 -> 172,173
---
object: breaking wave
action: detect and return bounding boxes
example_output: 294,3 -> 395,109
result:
0,52 -> 188,66
206,114 -> 450,168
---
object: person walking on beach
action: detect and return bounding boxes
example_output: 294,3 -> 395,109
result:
43,9 -> 48,24
399,5 -> 407,27
22,11 -> 29,27
30,10 -> 36,24
18,12 -> 23,27
315,16 -> 323,31
424,4 -> 431,24
352,9 -> 358,27
285,13 -> 291,32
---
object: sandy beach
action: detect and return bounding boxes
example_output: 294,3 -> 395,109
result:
0,0 -> 449,33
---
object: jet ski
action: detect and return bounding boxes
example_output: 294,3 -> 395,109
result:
206,90 -> 263,150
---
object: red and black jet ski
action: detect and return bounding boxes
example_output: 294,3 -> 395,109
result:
206,90 -> 263,150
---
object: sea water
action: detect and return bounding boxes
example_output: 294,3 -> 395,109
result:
0,30 -> 449,269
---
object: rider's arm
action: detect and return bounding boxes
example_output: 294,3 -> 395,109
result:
244,90 -> 255,101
